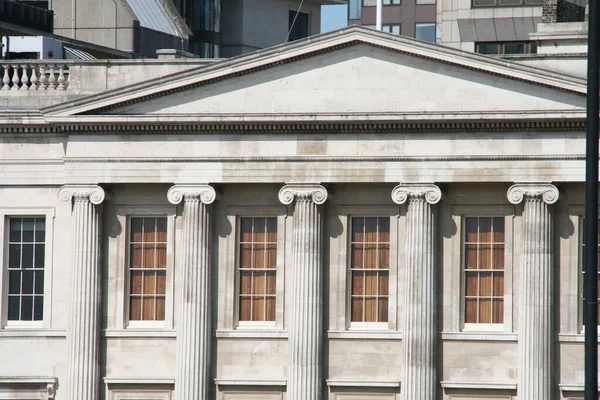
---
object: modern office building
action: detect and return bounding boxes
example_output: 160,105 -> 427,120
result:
0,22 -> 593,400
347,0 -> 585,54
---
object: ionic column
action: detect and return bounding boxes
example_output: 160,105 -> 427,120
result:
278,184 -> 328,400
168,184 -> 217,400
392,183 -> 441,400
507,183 -> 559,400
59,185 -> 106,400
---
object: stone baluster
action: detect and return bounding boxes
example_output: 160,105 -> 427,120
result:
58,185 -> 106,400
30,65 -> 39,90
507,183 -> 559,400
279,184 -> 328,400
11,66 -> 20,91
168,184 -> 217,400
2,65 -> 10,90
20,64 -> 30,91
39,65 -> 48,90
57,65 -> 67,90
392,183 -> 441,400
48,65 -> 57,90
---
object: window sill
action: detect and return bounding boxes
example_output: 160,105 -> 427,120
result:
0,329 -> 66,337
215,378 -> 286,387
214,329 -> 288,339
327,379 -> 400,388
440,381 -> 517,390
104,377 -> 175,384
327,330 -> 402,340
441,332 -> 517,341
103,329 -> 177,338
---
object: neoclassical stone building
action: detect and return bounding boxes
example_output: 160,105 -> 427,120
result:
0,26 -> 592,400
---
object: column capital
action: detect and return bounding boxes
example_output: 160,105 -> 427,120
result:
391,183 -> 441,205
507,183 -> 559,205
278,183 -> 328,205
59,185 -> 105,205
167,184 -> 216,205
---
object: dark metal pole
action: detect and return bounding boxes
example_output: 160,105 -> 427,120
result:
585,0 -> 599,397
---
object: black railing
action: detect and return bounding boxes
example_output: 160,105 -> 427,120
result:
0,0 -> 53,33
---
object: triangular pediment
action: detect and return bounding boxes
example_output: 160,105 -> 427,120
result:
43,26 -> 586,119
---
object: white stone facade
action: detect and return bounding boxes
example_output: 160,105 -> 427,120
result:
0,27 -> 592,400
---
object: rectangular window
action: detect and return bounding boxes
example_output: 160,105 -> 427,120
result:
364,0 -> 401,5
416,0 -> 436,4
288,10 -> 309,42
128,217 -> 167,322
415,23 -> 440,43
7,217 -> 45,322
581,218 -> 600,325
476,41 -> 537,55
238,217 -> 277,322
382,24 -> 401,35
464,217 -> 505,324
349,0 -> 362,19
350,217 -> 390,323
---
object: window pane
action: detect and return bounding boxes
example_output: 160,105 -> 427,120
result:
365,217 -> 377,242
142,297 -> 155,320
156,297 -> 166,320
156,218 -> 167,242
492,218 -> 505,242
415,23 -> 436,43
253,243 -> 267,269
21,296 -> 33,320
34,296 -> 43,320
34,244 -> 45,268
9,271 -> 21,294
142,244 -> 156,269
365,271 -> 377,295
477,43 -> 499,55
349,0 -> 362,19
156,271 -> 166,295
8,244 -> 20,268
9,218 -> 22,242
8,296 -> 20,320
479,218 -> 492,242
130,271 -> 143,295
493,272 -> 504,296
143,272 -> 156,295
143,218 -> 157,242
465,244 -> 478,269
352,271 -> 364,296
363,0 -> 377,5
34,270 -> 44,294
364,298 -> 377,322
465,272 -> 478,297
352,217 -> 364,242
473,0 -> 496,5
130,218 -> 143,242
379,272 -> 389,296
239,296 -> 251,321
240,218 -> 253,242
492,246 -> 505,269
22,244 -> 34,268
130,297 -> 142,320
479,272 -> 492,297
504,42 -> 525,55
34,218 -> 45,242
352,298 -> 363,322
265,298 -> 276,321
240,271 -> 252,295
253,271 -> 266,294
252,298 -> 265,321
266,271 -> 276,295
500,0 -> 521,4
379,298 -> 389,322
352,244 -> 364,268
240,243 -> 252,268
465,298 -> 477,323
130,244 -> 143,269
22,218 -> 35,242
465,217 -> 478,242
492,299 -> 504,323
479,299 -> 492,323
22,270 -> 34,295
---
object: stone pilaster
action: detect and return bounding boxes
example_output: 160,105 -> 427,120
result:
507,183 -> 559,400
59,185 -> 106,400
168,184 -> 217,400
392,183 -> 441,400
278,184 -> 328,400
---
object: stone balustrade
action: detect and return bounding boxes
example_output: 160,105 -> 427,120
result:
0,59 -> 217,107
1,63 -> 70,91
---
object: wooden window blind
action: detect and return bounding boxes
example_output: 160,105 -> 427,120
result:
464,217 -> 505,324
128,217 -> 167,321
238,217 -> 277,322
350,217 -> 390,323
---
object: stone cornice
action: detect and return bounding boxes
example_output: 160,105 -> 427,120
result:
167,184 -> 217,205
0,118 -> 586,135
391,183 -> 442,205
58,185 -> 105,205
507,183 -> 559,205
279,184 -> 328,205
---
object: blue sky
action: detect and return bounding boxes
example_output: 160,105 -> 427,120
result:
321,4 -> 348,33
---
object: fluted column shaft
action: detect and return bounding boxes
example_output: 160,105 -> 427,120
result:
279,184 -> 328,400
508,183 -> 559,400
392,184 -> 441,400
59,185 -> 106,400
168,185 -> 217,400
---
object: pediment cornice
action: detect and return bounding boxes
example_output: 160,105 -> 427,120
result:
40,26 -> 586,117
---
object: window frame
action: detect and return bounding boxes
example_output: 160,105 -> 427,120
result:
475,41 -> 538,55
363,0 -> 401,5
0,208 -> 54,330
115,206 -> 176,331
223,206 -> 287,331
287,10 -> 310,42
472,0 -> 543,7
452,206 -> 514,333
336,206 -> 400,332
